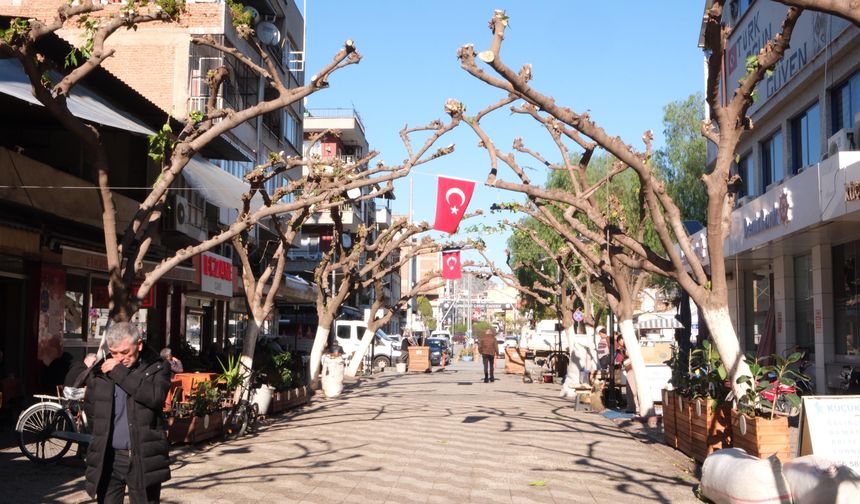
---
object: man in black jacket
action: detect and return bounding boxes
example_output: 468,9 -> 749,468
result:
84,322 -> 171,503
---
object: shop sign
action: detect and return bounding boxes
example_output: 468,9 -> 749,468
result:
845,181 -> 860,202
743,189 -> 793,238
91,285 -> 154,309
200,251 -> 232,295
798,396 -> 860,470
38,266 -> 65,366
61,246 -> 196,283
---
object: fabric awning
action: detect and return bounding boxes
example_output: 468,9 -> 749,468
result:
0,58 -> 155,136
182,156 -> 265,225
636,316 -> 685,330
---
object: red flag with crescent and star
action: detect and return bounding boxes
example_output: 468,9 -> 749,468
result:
441,249 -> 461,280
433,175 -> 476,234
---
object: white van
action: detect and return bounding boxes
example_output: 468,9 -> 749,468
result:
334,320 -> 402,372
429,329 -> 452,344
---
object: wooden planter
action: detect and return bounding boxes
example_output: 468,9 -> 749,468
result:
269,385 -> 311,414
662,389 -> 677,449
675,395 -> 693,457
730,410 -> 790,462
689,397 -> 732,463
166,410 -> 224,445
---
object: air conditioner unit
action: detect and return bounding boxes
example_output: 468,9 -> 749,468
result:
828,128 -> 854,156
164,195 -> 207,242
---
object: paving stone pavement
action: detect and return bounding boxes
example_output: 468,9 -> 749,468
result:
1,359 -> 699,503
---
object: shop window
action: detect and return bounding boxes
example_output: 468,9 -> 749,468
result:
744,269 -> 771,351
761,130 -> 783,188
831,70 -> 860,133
794,254 -> 814,351
790,102 -> 821,174
186,312 -> 203,352
64,274 -> 86,341
833,240 -> 860,356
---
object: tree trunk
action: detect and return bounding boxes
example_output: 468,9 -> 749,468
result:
345,327 -> 375,378
618,318 -> 655,417
309,325 -> 331,384
699,304 -> 751,401
237,316 -> 263,402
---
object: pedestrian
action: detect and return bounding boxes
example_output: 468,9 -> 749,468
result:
596,326 -> 610,370
159,347 -> 183,375
84,322 -> 171,503
478,328 -> 497,383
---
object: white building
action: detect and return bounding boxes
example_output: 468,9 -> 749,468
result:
697,1 -> 860,393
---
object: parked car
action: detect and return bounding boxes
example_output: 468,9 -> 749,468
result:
430,329 -> 452,345
496,337 -> 506,357
504,336 -> 519,348
426,337 -> 451,366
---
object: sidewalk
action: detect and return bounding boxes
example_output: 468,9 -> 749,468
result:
1,358 -> 700,503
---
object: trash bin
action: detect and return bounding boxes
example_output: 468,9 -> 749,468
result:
321,353 -> 346,398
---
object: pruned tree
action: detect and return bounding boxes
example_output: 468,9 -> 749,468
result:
449,4 -> 832,400
344,220 -> 444,377
307,112 -> 461,383
776,0 -> 860,25
0,1 -> 359,339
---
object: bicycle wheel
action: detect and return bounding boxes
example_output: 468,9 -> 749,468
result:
17,403 -> 74,463
222,405 -> 248,440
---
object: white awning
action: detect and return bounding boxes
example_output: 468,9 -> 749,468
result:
0,58 -> 155,136
636,316 -> 684,330
182,156 -> 265,225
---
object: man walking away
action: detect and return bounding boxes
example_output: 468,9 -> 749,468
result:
478,329 -> 497,383
84,322 -> 171,503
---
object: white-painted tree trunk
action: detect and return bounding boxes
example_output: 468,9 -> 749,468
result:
619,318 -> 655,417
309,326 -> 331,384
345,327 -> 375,378
699,305 -> 751,401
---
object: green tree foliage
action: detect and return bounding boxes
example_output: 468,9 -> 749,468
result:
416,296 -> 436,331
653,93 -> 708,226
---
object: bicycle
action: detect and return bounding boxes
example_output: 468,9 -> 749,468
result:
221,364 -> 261,440
16,389 -> 92,463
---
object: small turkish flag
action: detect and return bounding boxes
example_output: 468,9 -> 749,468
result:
441,250 -> 461,280
433,176 -> 476,234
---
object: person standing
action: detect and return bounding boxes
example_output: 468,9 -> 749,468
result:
84,322 -> 171,503
478,328 -> 497,383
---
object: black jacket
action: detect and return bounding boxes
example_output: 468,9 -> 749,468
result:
84,346 -> 171,497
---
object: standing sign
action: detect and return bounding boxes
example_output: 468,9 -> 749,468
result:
797,395 -> 860,471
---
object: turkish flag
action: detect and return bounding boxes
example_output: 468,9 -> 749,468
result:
433,176 -> 476,234
441,250 -> 461,280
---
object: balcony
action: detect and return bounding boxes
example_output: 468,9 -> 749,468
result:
305,202 -> 362,232
375,206 -> 392,228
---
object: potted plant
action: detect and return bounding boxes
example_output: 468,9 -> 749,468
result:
662,345 -> 684,449
731,352 -> 807,462
166,380 -> 224,444
688,340 -> 732,463
458,347 -> 474,362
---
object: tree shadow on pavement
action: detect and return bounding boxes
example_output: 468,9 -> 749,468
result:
0,449 -> 88,503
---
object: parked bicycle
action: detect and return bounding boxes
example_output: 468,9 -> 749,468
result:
840,365 -> 860,394
222,363 -> 261,440
16,389 -> 92,463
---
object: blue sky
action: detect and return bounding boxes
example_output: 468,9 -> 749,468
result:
304,1 -> 708,272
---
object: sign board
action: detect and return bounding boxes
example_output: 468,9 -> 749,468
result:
199,251 -> 233,296
573,309 -> 584,322
797,395 -> 860,471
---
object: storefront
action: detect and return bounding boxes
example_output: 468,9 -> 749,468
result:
713,151 -> 860,393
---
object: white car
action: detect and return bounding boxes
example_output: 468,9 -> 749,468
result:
430,330 -> 452,345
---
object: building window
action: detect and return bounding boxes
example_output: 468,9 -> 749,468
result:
284,110 -> 301,149
735,152 -> 754,199
790,102 -> 821,173
761,130 -> 783,188
834,240 -> 860,356
832,70 -> 860,133
64,274 -> 87,341
794,254 -> 814,351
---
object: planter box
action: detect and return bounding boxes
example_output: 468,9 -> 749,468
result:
408,346 -> 431,373
662,389 -> 677,449
730,410 -> 791,462
689,397 -> 732,463
504,347 -> 528,374
269,385 -> 311,414
675,395 -> 693,457
166,410 -> 224,445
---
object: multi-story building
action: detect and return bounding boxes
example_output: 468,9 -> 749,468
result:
282,107 -> 398,334
0,0 -> 312,364
696,0 -> 860,393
